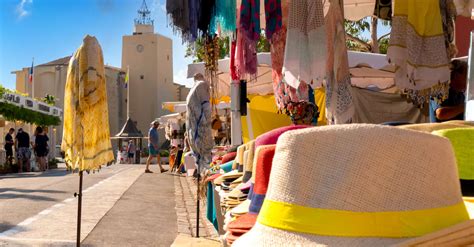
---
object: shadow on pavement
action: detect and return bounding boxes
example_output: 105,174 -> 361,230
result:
0,221 -> 26,233
0,169 -> 70,179
0,193 -> 58,201
0,188 -> 66,194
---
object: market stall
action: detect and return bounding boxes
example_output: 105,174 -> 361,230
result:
113,117 -> 144,164
166,0 -> 474,245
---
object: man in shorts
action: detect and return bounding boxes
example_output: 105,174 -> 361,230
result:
145,121 -> 167,173
4,128 -> 15,166
15,128 -> 31,172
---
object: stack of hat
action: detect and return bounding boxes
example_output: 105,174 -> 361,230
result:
233,124 -> 473,246
225,125 -> 309,245
226,145 -> 276,245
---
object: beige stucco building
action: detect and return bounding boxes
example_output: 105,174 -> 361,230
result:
12,57 -> 127,151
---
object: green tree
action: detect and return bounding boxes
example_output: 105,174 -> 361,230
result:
185,33 -> 270,63
344,17 -> 391,54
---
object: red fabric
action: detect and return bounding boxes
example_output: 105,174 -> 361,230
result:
221,152 -> 237,164
455,16 -> 474,57
254,146 -> 276,195
206,173 -> 222,182
255,125 -> 309,147
230,40 -> 239,80
227,213 -> 257,230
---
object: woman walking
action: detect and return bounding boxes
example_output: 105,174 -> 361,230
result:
34,126 -> 49,171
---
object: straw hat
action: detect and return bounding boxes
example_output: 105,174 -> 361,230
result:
221,152 -> 237,164
255,125 -> 309,148
234,124 -> 470,246
398,120 -> 474,133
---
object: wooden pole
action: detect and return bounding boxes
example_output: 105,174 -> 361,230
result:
76,171 -> 84,246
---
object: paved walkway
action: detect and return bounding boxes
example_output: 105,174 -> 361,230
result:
0,165 -> 143,246
171,175 -> 220,247
82,170 -> 177,247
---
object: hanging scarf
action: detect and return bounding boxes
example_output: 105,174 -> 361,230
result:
440,0 -> 458,59
387,0 -> 450,106
236,1 -> 258,78
230,39 -> 239,80
271,27 -> 287,109
166,0 -> 190,41
325,0 -> 354,125
188,0 -> 200,42
265,0 -> 282,40
198,0 -> 216,35
62,36 -> 114,171
283,0 -> 327,90
240,0 -> 261,41
210,0 -> 237,36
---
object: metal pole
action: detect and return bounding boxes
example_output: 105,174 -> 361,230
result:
196,164 -> 200,238
76,171 -> 83,246
127,66 -> 130,119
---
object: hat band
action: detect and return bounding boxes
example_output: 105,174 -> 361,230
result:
258,200 -> 469,238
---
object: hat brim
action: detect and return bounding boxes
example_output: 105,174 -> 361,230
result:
231,199 -> 251,216
233,222 -> 409,247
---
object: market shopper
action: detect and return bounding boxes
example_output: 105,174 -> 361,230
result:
145,121 -> 167,173
34,126 -> 49,171
431,60 -> 468,122
127,140 -> 136,164
15,128 -> 31,173
4,128 -> 15,166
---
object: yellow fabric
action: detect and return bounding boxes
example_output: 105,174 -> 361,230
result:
241,91 -> 326,143
315,87 -> 327,126
432,128 -> 474,180
241,94 -> 292,143
393,0 -> 444,37
62,36 -> 114,171
258,200 -> 470,238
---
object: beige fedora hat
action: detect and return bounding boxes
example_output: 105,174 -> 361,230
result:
233,124 -> 470,246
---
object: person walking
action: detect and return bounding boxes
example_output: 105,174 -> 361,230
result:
34,126 -> 49,171
145,121 -> 167,173
4,128 -> 15,166
127,140 -> 136,164
15,128 -> 31,173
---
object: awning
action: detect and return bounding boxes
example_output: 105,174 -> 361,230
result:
162,101 -> 231,113
187,51 -> 397,96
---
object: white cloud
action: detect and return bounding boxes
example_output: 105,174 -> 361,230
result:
16,0 -> 33,19
174,68 -> 194,88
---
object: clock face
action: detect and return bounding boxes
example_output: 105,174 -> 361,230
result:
136,44 -> 144,53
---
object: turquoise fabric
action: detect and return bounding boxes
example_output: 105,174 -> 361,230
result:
220,160 -> 234,172
205,159 -> 235,231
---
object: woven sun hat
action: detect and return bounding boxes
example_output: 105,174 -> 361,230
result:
221,152 -> 237,164
213,170 -> 243,186
249,145 -> 276,214
255,125 -> 309,148
233,124 -> 470,247
231,199 -> 252,216
398,120 -> 474,133
232,145 -> 246,170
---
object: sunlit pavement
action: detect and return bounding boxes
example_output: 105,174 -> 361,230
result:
0,163 -> 175,246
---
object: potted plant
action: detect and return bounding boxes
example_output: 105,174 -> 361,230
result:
159,149 -> 169,164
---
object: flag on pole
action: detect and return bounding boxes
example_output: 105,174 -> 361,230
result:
124,66 -> 129,88
28,60 -> 34,83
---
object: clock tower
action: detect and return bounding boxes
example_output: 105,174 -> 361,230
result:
121,0 -> 175,141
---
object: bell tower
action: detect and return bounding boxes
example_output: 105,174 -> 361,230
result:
121,0 -> 175,142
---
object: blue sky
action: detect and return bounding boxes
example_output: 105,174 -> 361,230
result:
0,0 -> 194,90
0,0 -> 390,91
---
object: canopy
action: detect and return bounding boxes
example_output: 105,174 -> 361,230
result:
162,101 -> 231,113
158,113 -> 183,125
115,117 -> 143,138
187,51 -> 396,96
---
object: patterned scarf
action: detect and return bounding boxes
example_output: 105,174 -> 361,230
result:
325,0 -> 354,124
240,0 -> 261,41
265,0 -> 282,40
